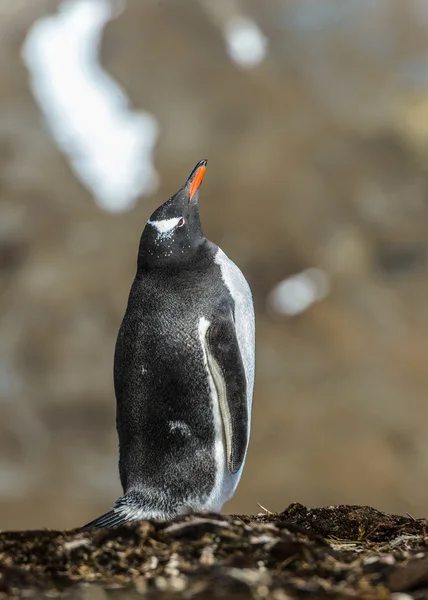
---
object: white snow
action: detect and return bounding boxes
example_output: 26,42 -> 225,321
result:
268,268 -> 331,317
224,17 -> 268,69
22,0 -> 159,212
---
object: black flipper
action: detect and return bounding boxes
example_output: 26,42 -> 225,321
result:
206,316 -> 248,474
83,510 -> 128,529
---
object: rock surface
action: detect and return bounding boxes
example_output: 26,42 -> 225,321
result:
1,504 -> 428,599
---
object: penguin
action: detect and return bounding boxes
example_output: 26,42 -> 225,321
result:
83,159 -> 255,528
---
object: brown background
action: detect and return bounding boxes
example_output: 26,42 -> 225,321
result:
2,0 -> 428,530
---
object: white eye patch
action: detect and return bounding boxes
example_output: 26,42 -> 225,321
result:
148,217 -> 182,235
147,216 -> 183,241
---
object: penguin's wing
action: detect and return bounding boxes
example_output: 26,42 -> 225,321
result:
206,316 -> 248,474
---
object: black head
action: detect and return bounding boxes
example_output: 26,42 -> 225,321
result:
138,160 -> 208,269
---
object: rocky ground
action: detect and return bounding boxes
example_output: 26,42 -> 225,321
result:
1,504 -> 428,599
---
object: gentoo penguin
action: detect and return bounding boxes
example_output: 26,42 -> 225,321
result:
84,160 -> 255,528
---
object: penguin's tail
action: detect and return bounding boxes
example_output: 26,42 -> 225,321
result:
82,509 -> 129,529
82,491 -> 161,529
82,493 -> 136,528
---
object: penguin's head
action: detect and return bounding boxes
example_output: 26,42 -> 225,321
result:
138,159 -> 208,269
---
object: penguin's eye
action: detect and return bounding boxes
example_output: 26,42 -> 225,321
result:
177,218 -> 185,227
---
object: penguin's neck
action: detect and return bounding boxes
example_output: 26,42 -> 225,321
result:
137,239 -> 216,274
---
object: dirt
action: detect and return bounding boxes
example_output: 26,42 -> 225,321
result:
1,504 -> 428,599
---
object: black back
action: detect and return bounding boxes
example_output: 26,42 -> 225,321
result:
114,161 -> 234,511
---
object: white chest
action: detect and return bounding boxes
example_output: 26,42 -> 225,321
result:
214,248 -> 255,407
195,249 -> 255,511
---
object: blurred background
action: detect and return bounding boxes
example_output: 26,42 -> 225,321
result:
2,0 -> 428,530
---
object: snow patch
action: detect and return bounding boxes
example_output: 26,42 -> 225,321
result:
225,18 -> 268,69
268,268 -> 330,317
22,0 -> 159,212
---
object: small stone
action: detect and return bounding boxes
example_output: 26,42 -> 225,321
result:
169,576 -> 187,592
272,590 -> 293,600
79,584 -> 108,600
134,576 -> 148,595
63,538 -> 90,552
200,545 -> 216,566
154,577 -> 168,591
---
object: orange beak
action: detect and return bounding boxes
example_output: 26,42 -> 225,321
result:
189,159 -> 207,201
